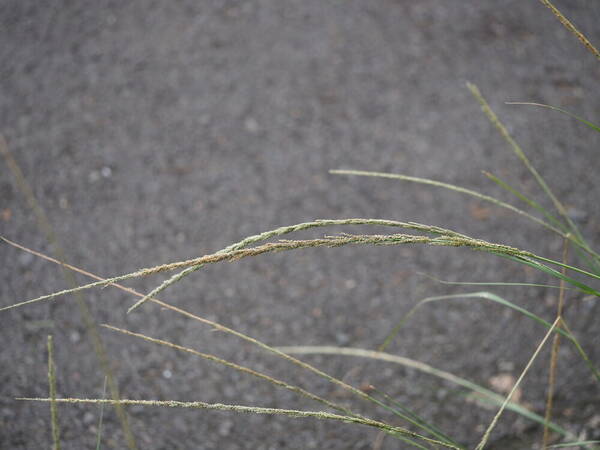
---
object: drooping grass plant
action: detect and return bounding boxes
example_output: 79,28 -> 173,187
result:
4,0 -> 600,447
5,238 -> 586,444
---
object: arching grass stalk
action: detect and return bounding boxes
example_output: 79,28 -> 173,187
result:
3,238 -> 460,448
329,170 -> 566,239
15,397 -> 460,449
101,324 -> 356,417
3,223 -> 600,314
127,218 -> 471,313
101,324 -> 460,447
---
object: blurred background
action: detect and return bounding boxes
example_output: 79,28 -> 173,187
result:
1,1 -> 599,448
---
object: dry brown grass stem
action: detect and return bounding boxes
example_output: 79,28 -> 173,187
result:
543,240 -> 569,449
538,0 -> 600,59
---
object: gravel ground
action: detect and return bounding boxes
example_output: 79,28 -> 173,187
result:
1,1 -> 599,449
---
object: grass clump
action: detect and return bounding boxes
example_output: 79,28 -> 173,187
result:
2,0 -> 599,448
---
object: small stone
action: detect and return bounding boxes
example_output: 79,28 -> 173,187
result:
88,170 -> 100,183
344,279 -> 357,289
335,332 -> 350,345
101,166 -> 112,178
59,196 -> 69,209
567,207 -> 587,223
498,360 -> 515,372
218,419 -> 233,436
18,252 -> 34,267
199,114 -> 211,126
83,411 -> 95,424
244,117 -> 259,134
70,331 -> 81,343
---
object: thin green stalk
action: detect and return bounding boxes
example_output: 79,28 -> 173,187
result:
560,319 -> 600,383
275,346 -> 572,438
377,290 -> 599,383
483,171 -> 567,233
467,83 -> 591,255
484,170 -> 600,271
16,398 -> 458,449
101,324 -> 356,417
380,291 -> 571,354
47,335 -> 61,450
548,441 -> 600,449
505,103 -> 600,133
495,253 -> 600,297
418,272 -> 570,290
329,169 -> 565,238
370,386 -> 460,448
475,317 -> 561,450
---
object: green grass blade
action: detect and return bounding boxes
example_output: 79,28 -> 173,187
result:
418,272 -> 570,290
483,171 -> 567,232
548,441 -> 600,448
506,102 -> 600,133
370,386 -> 463,449
560,319 -> 600,383
329,169 -> 566,238
380,291 -> 571,354
379,290 -> 599,382
467,83 -> 591,255
497,253 -> 600,297
275,346 -> 573,439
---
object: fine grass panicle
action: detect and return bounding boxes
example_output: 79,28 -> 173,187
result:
3,0 -> 600,448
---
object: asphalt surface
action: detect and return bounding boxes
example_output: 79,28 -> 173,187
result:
1,1 -> 599,449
